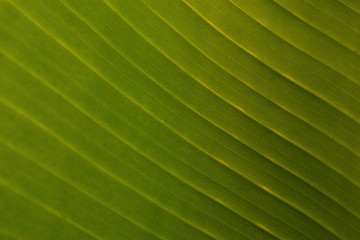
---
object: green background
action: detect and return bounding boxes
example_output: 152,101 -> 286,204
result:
0,0 -> 359,239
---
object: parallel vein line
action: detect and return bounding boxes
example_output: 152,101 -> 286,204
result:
4,47 -> 278,238
0,87 -> 287,240
4,0 -> 358,238
184,0 -> 360,115
140,0 -> 360,158
0,100 -> 166,240
2,66 -> 250,240
100,0 -> 360,191
0,49 -> 268,239
228,0 -> 360,82
0,176 -> 102,240
59,0 -> 360,222
337,0 -> 360,14
56,0 -> 354,238
176,0 -> 360,185
136,0 -> 360,229
303,0 -> 360,34
271,0 -> 360,53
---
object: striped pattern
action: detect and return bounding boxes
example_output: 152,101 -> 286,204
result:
0,0 -> 359,239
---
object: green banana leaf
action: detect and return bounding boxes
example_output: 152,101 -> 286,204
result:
0,0 -> 359,239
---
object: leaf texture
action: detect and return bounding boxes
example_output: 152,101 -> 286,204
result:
0,0 -> 359,239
